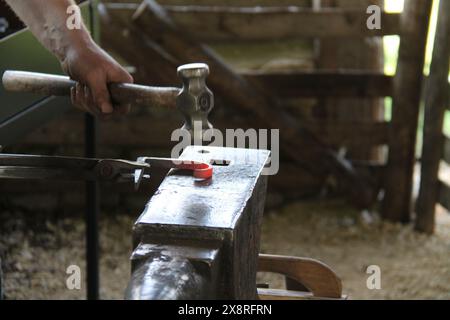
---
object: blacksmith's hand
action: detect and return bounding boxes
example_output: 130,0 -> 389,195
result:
63,38 -> 134,118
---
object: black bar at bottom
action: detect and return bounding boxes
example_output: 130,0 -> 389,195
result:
85,113 -> 99,300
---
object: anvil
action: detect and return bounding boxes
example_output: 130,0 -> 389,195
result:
126,145 -> 270,300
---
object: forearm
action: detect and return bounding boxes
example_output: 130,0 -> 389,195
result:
5,0 -> 92,61
6,0 -> 133,116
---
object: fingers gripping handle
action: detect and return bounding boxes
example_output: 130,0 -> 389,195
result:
2,70 -> 179,109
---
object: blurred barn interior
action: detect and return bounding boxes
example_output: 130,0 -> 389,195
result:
0,0 -> 449,299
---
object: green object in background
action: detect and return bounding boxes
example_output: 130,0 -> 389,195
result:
444,111 -> 450,136
0,30 -> 63,120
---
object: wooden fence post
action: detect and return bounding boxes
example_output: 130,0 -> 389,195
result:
415,0 -> 450,234
381,0 -> 433,223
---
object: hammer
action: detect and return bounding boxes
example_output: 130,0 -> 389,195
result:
2,63 -> 213,136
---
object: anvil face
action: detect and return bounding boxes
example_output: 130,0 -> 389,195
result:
131,146 -> 270,299
134,145 -> 270,238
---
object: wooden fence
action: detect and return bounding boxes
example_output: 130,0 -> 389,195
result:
97,0 -> 433,217
3,0 -> 439,222
416,0 -> 450,234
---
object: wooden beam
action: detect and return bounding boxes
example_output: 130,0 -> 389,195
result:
438,181 -> 450,212
423,78 -> 450,109
381,0 -> 433,223
244,71 -> 393,98
165,6 -> 401,40
19,115 -> 389,148
99,11 -> 394,100
102,4 -> 394,99
416,0 -> 450,233
103,3 -> 400,41
303,121 -> 389,147
98,3 -> 179,86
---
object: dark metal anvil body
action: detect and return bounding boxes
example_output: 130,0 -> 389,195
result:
125,146 -> 270,299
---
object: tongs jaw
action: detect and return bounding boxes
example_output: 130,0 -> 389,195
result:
95,159 -> 150,184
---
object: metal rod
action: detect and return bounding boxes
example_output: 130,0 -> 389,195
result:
84,113 -> 99,300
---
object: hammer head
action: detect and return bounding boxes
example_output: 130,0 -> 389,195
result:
176,63 -> 214,142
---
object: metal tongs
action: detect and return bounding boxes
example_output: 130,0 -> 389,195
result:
0,154 -> 213,190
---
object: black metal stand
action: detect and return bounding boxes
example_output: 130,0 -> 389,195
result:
84,113 -> 99,300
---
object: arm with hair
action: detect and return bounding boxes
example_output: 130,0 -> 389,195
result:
5,0 -> 133,116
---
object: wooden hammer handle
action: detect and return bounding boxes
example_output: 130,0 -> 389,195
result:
2,70 -> 179,109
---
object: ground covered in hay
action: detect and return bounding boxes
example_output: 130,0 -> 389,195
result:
1,200 -> 449,300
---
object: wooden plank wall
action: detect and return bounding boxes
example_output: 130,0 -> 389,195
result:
98,0 -> 394,197
315,0 -> 385,164
0,0 -> 404,212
